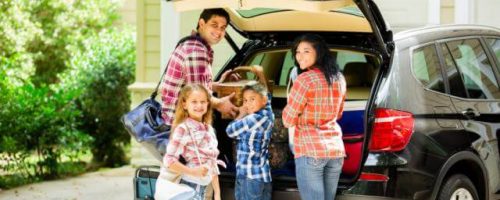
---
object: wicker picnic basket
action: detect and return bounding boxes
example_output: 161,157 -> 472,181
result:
212,65 -> 272,119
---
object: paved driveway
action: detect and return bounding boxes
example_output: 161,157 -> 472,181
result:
0,166 -> 135,200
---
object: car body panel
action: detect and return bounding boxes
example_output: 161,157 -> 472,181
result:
363,25 -> 500,199
164,1 -> 500,198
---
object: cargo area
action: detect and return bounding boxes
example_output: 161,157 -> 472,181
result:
212,47 -> 379,198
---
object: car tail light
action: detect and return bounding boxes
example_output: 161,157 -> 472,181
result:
369,108 -> 414,152
359,172 -> 389,182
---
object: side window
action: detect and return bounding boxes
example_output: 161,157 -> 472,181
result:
278,51 -> 295,86
443,39 -> 500,99
486,38 -> 500,71
411,44 -> 446,93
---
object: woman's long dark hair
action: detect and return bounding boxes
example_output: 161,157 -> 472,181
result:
292,33 -> 340,85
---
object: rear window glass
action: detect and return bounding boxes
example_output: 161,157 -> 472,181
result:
486,38 -> 500,72
333,5 -> 364,17
236,5 -> 364,18
236,8 -> 286,18
411,44 -> 446,93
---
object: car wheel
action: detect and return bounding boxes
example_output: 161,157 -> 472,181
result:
438,174 -> 479,200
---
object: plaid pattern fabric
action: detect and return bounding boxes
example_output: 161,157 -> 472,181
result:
282,68 -> 347,159
161,36 -> 214,125
226,93 -> 274,182
164,118 -> 220,176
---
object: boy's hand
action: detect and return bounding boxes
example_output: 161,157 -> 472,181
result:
252,65 -> 264,74
236,106 -> 248,119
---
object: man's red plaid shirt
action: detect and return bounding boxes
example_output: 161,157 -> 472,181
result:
161,36 -> 214,125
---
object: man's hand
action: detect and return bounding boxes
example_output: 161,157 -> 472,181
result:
218,69 -> 241,83
213,93 -> 238,118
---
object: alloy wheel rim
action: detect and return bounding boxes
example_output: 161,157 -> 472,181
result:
450,188 -> 473,200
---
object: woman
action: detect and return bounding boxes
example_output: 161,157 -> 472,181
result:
282,34 -> 347,200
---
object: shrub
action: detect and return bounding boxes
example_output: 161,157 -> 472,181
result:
0,76 -> 92,181
60,27 -> 136,167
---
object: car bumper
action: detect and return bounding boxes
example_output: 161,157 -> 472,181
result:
338,194 -> 406,200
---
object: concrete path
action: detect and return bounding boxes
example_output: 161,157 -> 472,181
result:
0,166 -> 135,200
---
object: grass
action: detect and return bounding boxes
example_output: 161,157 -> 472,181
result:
0,143 -> 132,190
0,151 -> 92,190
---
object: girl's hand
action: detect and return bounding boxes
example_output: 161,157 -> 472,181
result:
189,166 -> 208,177
214,193 -> 221,200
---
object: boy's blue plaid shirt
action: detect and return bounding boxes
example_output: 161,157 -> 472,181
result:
226,93 -> 274,183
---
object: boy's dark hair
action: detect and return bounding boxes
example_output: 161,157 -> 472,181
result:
241,81 -> 267,98
196,8 -> 230,30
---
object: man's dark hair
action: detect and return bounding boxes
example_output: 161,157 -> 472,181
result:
196,8 -> 230,30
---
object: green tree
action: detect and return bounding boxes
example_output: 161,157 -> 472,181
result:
0,0 -> 135,185
60,27 -> 136,167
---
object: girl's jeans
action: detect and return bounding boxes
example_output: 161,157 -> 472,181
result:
295,157 -> 344,200
234,178 -> 272,200
179,179 -> 207,200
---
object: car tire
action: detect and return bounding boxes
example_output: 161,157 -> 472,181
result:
438,174 -> 479,200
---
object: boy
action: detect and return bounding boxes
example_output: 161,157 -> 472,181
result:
226,80 -> 274,200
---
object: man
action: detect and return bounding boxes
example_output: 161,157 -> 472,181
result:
161,8 -> 238,128
159,9 -> 238,200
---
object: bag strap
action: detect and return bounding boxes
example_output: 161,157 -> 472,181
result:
151,34 -> 206,99
182,124 -> 203,165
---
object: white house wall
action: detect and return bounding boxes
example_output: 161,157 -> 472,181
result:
476,0 -> 500,28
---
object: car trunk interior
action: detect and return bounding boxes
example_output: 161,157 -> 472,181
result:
213,46 -> 380,197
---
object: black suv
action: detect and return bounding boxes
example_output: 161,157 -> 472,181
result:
170,1 -> 500,199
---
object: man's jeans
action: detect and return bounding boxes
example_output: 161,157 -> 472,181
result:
235,178 -> 272,200
295,157 -> 344,200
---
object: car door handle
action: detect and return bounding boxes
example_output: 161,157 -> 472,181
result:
461,108 -> 480,119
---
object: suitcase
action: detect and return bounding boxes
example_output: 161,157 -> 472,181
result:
134,165 -> 160,200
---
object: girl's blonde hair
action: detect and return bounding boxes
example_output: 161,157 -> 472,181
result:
172,84 -> 213,131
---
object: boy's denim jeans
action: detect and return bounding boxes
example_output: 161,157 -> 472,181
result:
295,157 -> 344,200
235,178 -> 272,200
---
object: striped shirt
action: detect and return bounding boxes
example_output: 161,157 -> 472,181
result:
161,35 -> 214,125
226,93 -> 274,182
282,68 -> 347,159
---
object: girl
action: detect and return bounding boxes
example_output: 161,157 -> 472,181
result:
282,34 -> 347,200
160,84 -> 223,200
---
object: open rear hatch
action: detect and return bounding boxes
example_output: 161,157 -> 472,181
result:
167,0 -> 394,192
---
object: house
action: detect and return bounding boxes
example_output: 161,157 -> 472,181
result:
128,0 -> 500,165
